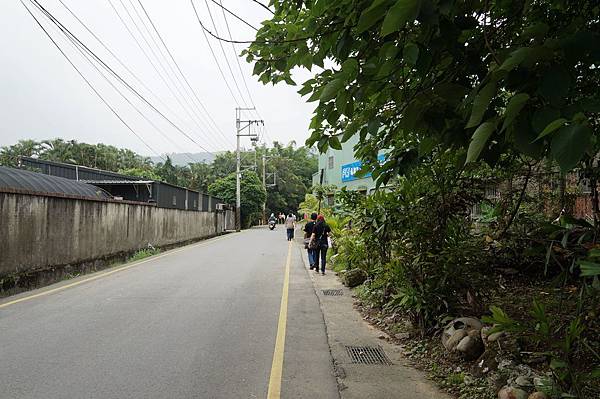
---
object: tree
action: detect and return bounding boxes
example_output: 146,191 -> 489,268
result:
0,139 -> 42,167
208,170 -> 266,228
246,0 -> 600,184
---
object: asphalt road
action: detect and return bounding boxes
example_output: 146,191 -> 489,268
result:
0,227 -> 339,399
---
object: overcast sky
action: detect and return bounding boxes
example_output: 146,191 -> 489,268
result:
0,0 -> 315,156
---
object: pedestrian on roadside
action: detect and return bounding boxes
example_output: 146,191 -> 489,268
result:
304,213 -> 318,269
285,213 -> 296,241
311,214 -> 331,275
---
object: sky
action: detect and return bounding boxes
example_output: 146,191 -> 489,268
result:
0,0 -> 316,156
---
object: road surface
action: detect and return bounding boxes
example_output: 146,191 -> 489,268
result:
0,227 -> 339,399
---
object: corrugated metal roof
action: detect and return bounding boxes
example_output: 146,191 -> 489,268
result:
0,166 -> 110,199
80,180 -> 154,185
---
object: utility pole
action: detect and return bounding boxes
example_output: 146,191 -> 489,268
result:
262,153 -> 266,224
235,107 -> 262,232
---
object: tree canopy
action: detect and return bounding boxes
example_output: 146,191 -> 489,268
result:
208,170 -> 266,227
246,0 -> 600,184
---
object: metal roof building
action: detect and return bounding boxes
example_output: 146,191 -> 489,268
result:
0,166 -> 110,199
19,157 -> 225,211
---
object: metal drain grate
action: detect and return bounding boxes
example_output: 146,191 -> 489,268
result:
345,346 -> 392,365
322,289 -> 343,296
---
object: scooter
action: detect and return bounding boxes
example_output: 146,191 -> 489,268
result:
268,220 -> 276,230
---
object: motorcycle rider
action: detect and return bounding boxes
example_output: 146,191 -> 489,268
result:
268,213 -> 277,229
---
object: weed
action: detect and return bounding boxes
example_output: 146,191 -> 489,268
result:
128,248 -> 161,262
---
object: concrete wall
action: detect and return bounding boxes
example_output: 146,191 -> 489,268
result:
0,191 -> 234,277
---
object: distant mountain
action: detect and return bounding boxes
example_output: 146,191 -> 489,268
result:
150,152 -> 216,166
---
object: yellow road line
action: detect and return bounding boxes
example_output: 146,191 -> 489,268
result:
0,233 -> 236,309
267,241 -> 292,399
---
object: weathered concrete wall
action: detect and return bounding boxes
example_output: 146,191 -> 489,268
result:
0,191 -> 234,277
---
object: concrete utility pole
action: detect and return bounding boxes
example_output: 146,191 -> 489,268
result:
235,107 -> 262,232
262,153 -> 266,224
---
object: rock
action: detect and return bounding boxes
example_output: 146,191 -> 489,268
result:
528,393 -> 548,399
342,268 -> 367,287
473,349 -> 498,376
456,329 -> 485,360
498,386 -> 528,399
515,376 -> 533,388
444,329 -> 468,351
488,331 -> 506,343
442,317 -> 483,350
394,332 -> 410,340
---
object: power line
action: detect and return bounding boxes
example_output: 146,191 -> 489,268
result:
210,0 -> 258,31
29,2 -> 197,162
19,0 -> 165,161
117,0 -> 225,151
218,4 -> 273,145
249,0 -> 274,15
135,0 -> 233,148
55,0 -> 219,154
190,0 -> 242,107
107,0 -> 223,151
29,0 -> 215,155
191,2 -> 345,45
218,0 -> 255,109
203,0 -> 248,107
126,0 -> 229,151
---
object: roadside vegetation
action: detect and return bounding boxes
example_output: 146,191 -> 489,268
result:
0,138 -> 316,224
128,247 -> 162,262
258,1 -> 599,397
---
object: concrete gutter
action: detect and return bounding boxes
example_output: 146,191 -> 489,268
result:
296,243 -> 451,399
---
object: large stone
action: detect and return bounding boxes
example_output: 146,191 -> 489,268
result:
342,268 -> 367,287
456,329 -> 485,360
442,317 -> 483,349
498,386 -> 528,399
444,329 -> 468,351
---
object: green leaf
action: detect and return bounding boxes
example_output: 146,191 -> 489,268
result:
319,79 -> 345,102
381,0 -> 421,37
329,136 -> 343,150
341,58 -> 359,79
550,124 -> 592,171
578,261 -> 600,277
532,108 -> 561,134
403,42 -> 419,66
501,93 -> 529,132
356,0 -> 390,34
534,118 -> 568,141
498,47 -> 532,71
466,81 -> 496,128
297,83 -> 312,96
466,120 -> 496,163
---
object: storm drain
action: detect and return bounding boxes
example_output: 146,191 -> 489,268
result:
322,289 -> 343,296
345,345 -> 392,365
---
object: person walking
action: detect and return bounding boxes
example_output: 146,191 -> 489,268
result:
311,215 -> 331,275
285,213 -> 296,241
304,213 -> 318,269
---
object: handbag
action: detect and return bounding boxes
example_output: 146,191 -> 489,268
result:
303,238 -> 311,249
308,238 -> 318,249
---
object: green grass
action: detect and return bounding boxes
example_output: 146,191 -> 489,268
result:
128,248 -> 161,262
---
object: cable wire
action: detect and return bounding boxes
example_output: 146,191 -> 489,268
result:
203,0 -> 248,107
108,0 -> 223,151
217,1 -> 273,146
56,0 -> 220,154
135,0 -> 233,147
118,0 -> 224,150
19,0 -> 165,161
126,0 -> 229,150
190,0 -> 242,107
30,0 -> 215,155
